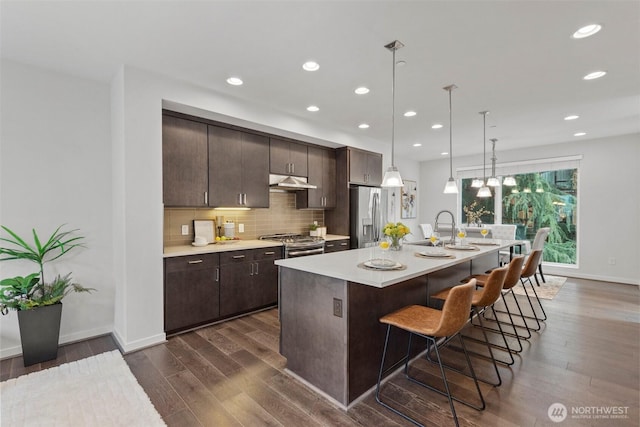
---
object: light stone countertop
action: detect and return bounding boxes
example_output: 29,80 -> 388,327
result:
163,234 -> 350,258
275,240 -> 520,289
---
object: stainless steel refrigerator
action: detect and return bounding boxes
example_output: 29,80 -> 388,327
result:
349,186 -> 388,248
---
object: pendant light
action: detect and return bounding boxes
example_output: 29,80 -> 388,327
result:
471,177 -> 484,188
381,40 -> 404,188
443,84 -> 458,194
477,111 -> 492,198
487,138 -> 501,187
503,175 -> 517,186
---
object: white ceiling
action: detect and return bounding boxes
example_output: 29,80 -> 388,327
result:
2,1 -> 639,161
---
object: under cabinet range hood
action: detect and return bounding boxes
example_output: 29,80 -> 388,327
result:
269,174 -> 317,191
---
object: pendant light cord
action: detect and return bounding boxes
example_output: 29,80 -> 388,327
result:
491,139 -> 497,178
391,46 -> 396,168
448,88 -> 453,179
482,112 -> 487,181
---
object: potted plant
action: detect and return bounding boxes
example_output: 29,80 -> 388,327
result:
309,223 -> 319,237
0,224 -> 94,366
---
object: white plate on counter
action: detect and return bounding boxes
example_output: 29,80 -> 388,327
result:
468,240 -> 499,246
417,250 -> 450,258
364,259 -> 402,270
445,244 -> 478,251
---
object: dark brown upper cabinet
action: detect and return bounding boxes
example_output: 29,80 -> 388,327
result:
348,147 -> 382,186
162,115 -> 209,207
208,125 -> 270,208
297,145 -> 336,209
270,137 -> 308,177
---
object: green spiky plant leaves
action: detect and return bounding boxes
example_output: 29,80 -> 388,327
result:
0,225 -> 94,314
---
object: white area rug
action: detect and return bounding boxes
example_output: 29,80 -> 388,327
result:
512,275 -> 567,300
1,350 -> 165,426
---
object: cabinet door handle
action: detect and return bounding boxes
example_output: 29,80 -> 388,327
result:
215,267 -> 219,282
254,262 -> 259,275
188,260 -> 203,264
264,251 -> 275,255
232,255 -> 246,259
250,263 -> 254,276
243,193 -> 247,205
237,193 -> 242,205
204,191 -> 208,205
326,244 -> 334,248
340,242 -> 348,246
291,163 -> 294,174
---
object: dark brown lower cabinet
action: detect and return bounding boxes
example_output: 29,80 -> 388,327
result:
164,253 -> 220,334
219,248 -> 282,318
324,239 -> 350,253
164,248 -> 282,334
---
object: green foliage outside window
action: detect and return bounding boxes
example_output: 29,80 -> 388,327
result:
461,168 -> 578,265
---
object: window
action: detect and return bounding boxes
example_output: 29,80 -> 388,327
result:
460,166 -> 578,266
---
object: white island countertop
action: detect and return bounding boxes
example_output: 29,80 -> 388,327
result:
275,240 -> 519,288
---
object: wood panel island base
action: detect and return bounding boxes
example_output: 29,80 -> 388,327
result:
276,242 -> 514,408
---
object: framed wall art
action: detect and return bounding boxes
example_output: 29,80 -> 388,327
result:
401,180 -> 417,219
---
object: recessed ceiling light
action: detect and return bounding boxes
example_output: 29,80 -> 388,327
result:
355,87 -> 370,95
358,123 -> 370,129
226,77 -> 243,86
432,124 -> 443,129
572,24 -> 602,39
396,60 -> 406,67
302,61 -> 320,71
306,105 -> 319,112
564,115 -> 580,120
440,151 -> 448,156
583,71 -> 607,80
404,111 -> 417,117
574,132 -> 586,136
413,143 -> 422,147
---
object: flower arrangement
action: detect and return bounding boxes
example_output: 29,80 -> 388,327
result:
0,225 -> 94,315
383,222 -> 410,249
463,201 -> 493,225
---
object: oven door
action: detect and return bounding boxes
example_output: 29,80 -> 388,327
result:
285,246 -> 324,258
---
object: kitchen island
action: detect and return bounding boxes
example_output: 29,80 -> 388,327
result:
275,241 -> 516,408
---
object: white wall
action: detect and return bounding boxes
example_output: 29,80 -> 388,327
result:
418,133 -> 640,285
0,60 -> 114,358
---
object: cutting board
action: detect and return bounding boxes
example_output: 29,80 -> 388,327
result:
193,220 -> 215,243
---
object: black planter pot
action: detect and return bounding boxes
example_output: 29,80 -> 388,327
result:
17,302 -> 63,366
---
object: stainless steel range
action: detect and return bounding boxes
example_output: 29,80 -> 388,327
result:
259,233 -> 325,258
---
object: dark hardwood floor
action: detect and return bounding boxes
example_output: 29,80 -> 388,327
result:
2,277 -> 638,426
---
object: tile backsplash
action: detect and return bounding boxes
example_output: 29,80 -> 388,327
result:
164,192 -> 325,246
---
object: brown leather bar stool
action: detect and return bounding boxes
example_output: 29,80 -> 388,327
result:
431,266 -> 509,386
516,249 -> 547,324
470,255 -> 529,353
375,281 -> 481,427
489,250 -> 544,332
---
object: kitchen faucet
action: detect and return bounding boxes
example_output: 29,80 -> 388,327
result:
435,210 -> 456,245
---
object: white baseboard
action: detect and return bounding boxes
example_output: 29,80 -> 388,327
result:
0,325 -> 114,360
543,267 -> 639,286
112,328 -> 167,354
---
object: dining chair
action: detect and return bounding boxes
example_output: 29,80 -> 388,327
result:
488,224 -> 517,265
529,227 -> 550,285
